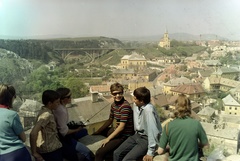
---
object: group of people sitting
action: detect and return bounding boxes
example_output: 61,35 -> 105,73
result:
0,83 -> 209,161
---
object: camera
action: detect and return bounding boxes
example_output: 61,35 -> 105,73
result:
67,121 -> 86,129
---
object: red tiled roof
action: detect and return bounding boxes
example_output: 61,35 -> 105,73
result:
90,85 -> 110,93
152,94 -> 169,107
171,83 -> 205,94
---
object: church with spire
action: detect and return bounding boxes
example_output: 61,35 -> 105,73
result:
158,29 -> 171,49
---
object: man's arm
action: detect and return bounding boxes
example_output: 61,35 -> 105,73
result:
199,141 -> 210,156
198,122 -> 209,151
54,107 -> 84,136
144,107 -> 162,160
101,122 -> 126,147
30,122 -> 44,161
199,141 -> 209,149
66,127 -> 83,135
146,118 -> 161,155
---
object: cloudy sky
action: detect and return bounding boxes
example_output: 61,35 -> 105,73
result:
0,0 -> 240,40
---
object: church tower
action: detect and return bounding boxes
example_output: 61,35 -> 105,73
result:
158,29 -> 171,49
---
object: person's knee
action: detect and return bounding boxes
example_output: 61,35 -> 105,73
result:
95,148 -> 101,157
113,149 -> 118,156
81,128 -> 88,135
113,149 -> 120,160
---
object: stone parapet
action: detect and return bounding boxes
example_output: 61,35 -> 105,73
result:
79,135 -> 168,161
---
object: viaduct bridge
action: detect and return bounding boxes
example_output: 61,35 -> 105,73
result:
53,47 -> 136,62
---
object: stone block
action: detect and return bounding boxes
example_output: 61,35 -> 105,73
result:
79,135 -> 106,154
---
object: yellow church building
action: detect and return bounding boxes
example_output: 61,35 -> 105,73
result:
158,30 -> 171,49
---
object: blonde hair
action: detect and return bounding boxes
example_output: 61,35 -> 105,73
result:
174,94 -> 191,118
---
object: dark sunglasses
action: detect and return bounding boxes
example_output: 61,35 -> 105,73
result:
111,92 -> 123,96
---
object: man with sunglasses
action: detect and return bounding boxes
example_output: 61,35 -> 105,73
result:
93,82 -> 134,161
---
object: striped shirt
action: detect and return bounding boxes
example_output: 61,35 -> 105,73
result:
110,98 -> 134,137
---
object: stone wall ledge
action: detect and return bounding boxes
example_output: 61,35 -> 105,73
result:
79,135 -> 168,161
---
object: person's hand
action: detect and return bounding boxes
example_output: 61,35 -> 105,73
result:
33,152 -> 44,161
157,147 -> 165,155
71,126 -> 83,133
101,138 -> 110,147
76,126 -> 83,132
143,154 -> 153,161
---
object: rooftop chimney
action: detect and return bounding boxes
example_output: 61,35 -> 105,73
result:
91,92 -> 99,103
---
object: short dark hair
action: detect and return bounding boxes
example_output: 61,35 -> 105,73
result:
133,87 -> 151,104
42,90 -> 60,106
0,84 -> 16,108
56,87 -> 71,100
110,82 -> 124,93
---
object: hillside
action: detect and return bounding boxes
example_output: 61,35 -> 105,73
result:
95,49 -> 129,65
0,37 -> 125,63
118,33 -> 228,42
0,49 -> 33,84
0,37 -> 206,68
95,41 -> 206,66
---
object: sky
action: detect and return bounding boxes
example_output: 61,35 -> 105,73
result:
0,0 -> 240,40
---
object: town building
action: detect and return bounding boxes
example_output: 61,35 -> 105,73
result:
89,85 -> 111,97
119,52 -> 147,71
170,83 -> 206,102
212,67 -> 239,80
222,94 -> 240,115
230,85 -> 240,102
156,56 -> 181,64
203,75 -> 240,92
163,76 -> 192,95
158,30 -> 171,49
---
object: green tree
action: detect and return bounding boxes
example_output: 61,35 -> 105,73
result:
63,77 -> 88,98
22,65 -> 62,100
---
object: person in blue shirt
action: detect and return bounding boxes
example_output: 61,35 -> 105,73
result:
0,84 -> 32,161
114,86 -> 162,161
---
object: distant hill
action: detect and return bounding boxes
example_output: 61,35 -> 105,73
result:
117,33 -> 228,42
0,37 -> 125,64
169,33 -> 228,41
1,33 -> 228,42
